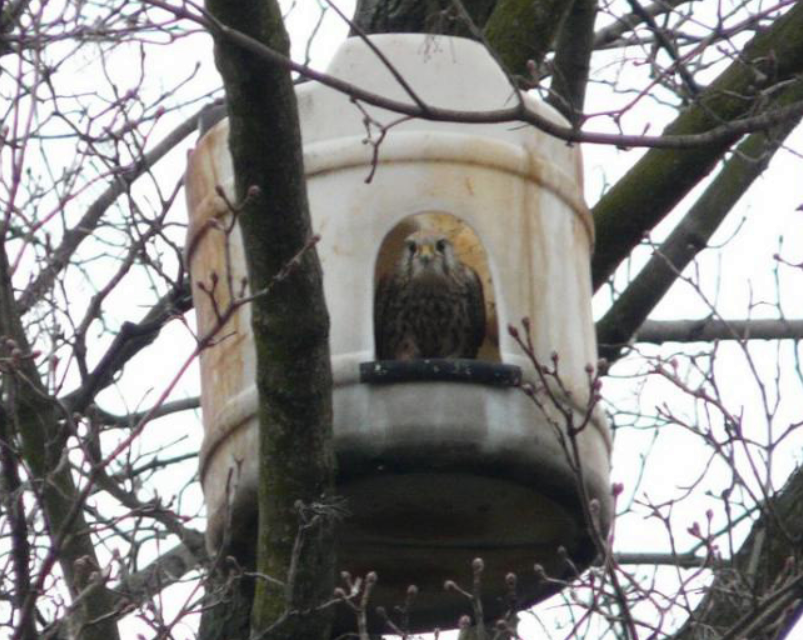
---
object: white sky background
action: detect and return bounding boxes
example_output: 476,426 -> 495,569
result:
28,0 -> 803,637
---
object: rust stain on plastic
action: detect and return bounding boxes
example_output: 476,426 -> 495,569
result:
185,125 -> 249,475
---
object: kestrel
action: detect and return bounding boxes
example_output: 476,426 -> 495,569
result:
374,230 -> 486,360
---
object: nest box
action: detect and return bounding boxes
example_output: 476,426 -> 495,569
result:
185,34 -> 612,631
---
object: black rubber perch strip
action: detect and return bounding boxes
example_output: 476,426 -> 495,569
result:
360,359 -> 522,387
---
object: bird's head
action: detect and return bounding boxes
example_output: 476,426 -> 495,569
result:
402,230 -> 457,278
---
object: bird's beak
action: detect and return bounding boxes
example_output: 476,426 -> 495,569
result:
417,244 -> 434,262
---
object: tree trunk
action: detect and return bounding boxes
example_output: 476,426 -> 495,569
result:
352,0 -> 496,37
202,1 -> 337,638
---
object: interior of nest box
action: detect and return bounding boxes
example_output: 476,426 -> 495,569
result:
373,212 -> 500,362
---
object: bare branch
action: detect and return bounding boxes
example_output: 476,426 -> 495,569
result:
62,279 -> 192,414
547,0 -> 598,125
596,78 -> 803,361
0,402 -> 36,640
594,0 -> 691,49
673,467 -> 803,639
1,243 -> 121,640
45,538 -> 207,640
144,0 -> 803,151
591,1 -> 803,289
615,552 -> 723,569
92,396 -> 200,428
633,318 -> 803,344
117,536 -> 207,601
17,107 -> 202,314
350,0 -> 496,36
0,0 -> 33,56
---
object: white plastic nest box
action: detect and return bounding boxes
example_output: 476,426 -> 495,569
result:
186,34 -> 611,632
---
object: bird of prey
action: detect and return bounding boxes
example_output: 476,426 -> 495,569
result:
375,230 -> 486,360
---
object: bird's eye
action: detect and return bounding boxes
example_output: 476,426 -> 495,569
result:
435,240 -> 446,253
406,241 -> 416,254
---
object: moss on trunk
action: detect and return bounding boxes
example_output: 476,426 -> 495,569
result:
591,1 -> 803,290
484,0 -> 571,77
203,1 -> 336,638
